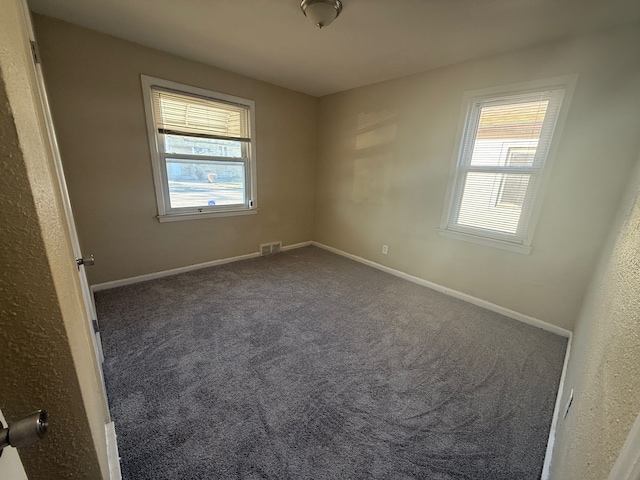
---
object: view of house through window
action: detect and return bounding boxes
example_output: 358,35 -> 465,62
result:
496,147 -> 537,209
443,87 -> 565,246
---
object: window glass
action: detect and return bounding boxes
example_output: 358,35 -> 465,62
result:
165,160 -> 245,208
163,135 -> 243,158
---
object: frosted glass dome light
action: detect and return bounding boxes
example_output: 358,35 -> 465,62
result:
300,0 -> 343,29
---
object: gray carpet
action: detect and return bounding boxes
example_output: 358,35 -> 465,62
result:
97,246 -> 567,480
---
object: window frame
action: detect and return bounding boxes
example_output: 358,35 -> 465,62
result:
141,75 -> 258,222
439,75 -> 577,254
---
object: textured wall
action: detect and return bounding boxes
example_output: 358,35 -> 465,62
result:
550,152 -> 640,479
314,23 -> 640,331
33,15 -> 318,285
0,0 -> 108,477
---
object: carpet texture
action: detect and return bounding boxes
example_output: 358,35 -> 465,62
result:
97,246 -> 567,480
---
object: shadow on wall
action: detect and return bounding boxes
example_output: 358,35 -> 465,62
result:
353,110 -> 399,205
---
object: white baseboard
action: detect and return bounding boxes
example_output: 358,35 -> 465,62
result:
91,251 -> 260,292
540,334 -> 573,480
311,241 -> 572,338
92,239 -> 570,336
91,242 -> 312,292
105,421 -> 122,480
282,241 -> 312,251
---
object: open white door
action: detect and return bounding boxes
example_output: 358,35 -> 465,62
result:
0,410 -> 28,480
18,0 -> 109,413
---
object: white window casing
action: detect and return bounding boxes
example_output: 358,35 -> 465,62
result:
141,75 -> 257,222
439,75 -> 578,254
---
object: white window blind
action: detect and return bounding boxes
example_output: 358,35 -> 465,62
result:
151,88 -> 250,142
446,88 -> 565,244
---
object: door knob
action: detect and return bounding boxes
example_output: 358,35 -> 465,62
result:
76,255 -> 95,267
0,410 -> 48,457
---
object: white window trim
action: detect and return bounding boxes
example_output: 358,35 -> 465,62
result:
141,75 -> 258,222
439,74 -> 578,254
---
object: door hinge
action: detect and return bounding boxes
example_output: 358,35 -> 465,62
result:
92,319 -> 100,333
76,254 -> 95,267
29,40 -> 40,64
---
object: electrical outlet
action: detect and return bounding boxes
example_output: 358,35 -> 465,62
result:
382,244 -> 388,255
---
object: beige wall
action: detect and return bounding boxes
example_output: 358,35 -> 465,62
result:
550,150 -> 640,479
33,14 -> 318,285
0,0 -> 109,477
314,23 -> 640,330
34,12 -> 640,331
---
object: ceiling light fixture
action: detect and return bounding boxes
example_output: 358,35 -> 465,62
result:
300,0 -> 343,29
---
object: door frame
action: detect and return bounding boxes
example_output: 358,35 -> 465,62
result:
18,0 -> 110,417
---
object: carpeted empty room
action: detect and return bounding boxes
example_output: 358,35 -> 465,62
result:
97,246 -> 567,479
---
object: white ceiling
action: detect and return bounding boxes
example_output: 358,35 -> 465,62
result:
28,0 -> 640,97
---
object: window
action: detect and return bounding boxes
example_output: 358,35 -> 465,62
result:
441,82 -> 570,253
141,76 -> 257,222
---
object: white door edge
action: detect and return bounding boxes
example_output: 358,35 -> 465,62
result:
105,422 -> 122,480
0,409 -> 28,480
608,410 -> 640,480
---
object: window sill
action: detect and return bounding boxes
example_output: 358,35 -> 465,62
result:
157,208 -> 257,223
437,228 -> 532,254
